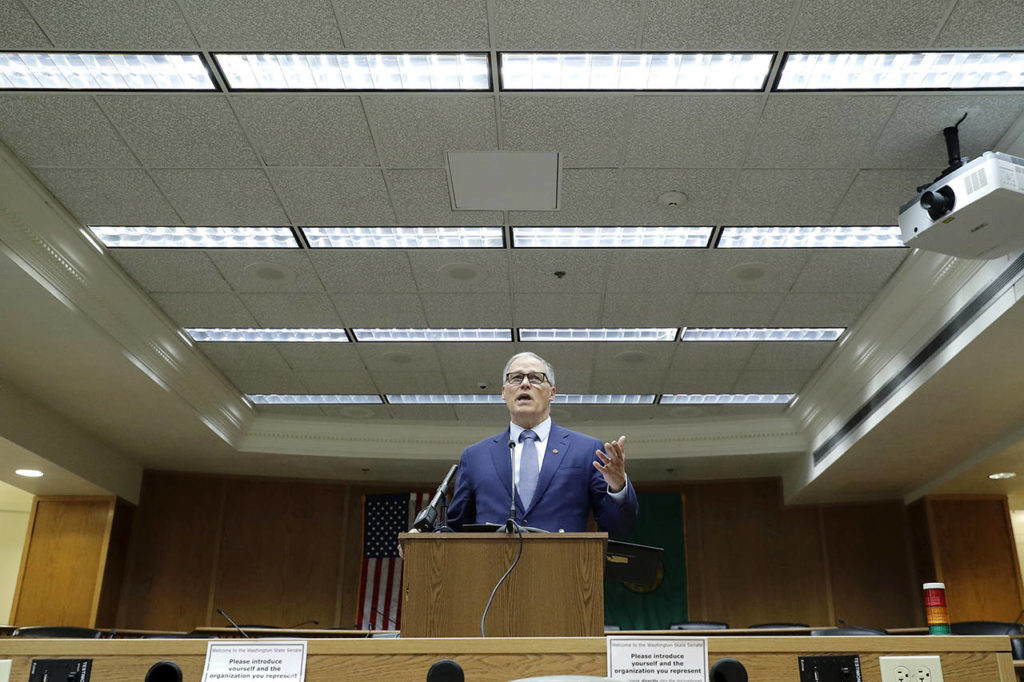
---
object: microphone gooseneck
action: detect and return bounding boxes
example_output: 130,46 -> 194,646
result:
217,608 -> 250,639
506,440 -> 518,533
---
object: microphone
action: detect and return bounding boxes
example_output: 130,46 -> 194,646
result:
505,440 -> 518,533
217,608 -> 250,639
412,464 -> 459,532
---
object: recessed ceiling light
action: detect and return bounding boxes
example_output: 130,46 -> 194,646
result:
988,472 -> 1017,480
187,328 -> 349,342
88,226 -> 299,248
303,227 -> 504,248
248,394 -> 382,405
718,226 -> 904,248
214,53 -> 491,90
353,328 -> 512,342
0,52 -> 216,90
660,394 -> 794,404
512,227 -> 712,248
520,328 -> 678,342
500,52 -> 774,90
15,469 -> 43,477
776,52 -> 1024,91
554,394 -> 656,404
681,328 -> 845,342
386,394 -> 504,404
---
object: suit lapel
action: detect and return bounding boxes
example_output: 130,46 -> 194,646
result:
488,429 -> 519,512
525,424 -> 570,514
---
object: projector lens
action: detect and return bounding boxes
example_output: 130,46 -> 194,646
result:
921,185 -> 956,220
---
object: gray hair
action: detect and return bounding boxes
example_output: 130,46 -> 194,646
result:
502,352 -> 555,387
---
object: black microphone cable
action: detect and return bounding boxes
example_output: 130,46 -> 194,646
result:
480,522 -> 524,637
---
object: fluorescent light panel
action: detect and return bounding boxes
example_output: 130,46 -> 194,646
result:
682,328 -> 844,342
215,53 -> 490,90
249,394 -> 382,405
520,328 -> 677,342
353,328 -> 511,342
776,52 -> 1024,90
660,394 -> 794,404
0,52 -> 214,90
718,226 -> 903,248
387,395 -> 504,404
303,227 -> 503,248
512,226 -> 712,248
554,394 -> 655,404
500,52 -> 773,90
89,226 -> 298,248
187,328 -> 349,342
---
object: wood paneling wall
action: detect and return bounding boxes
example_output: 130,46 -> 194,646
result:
10,496 -> 131,627
910,495 -> 1024,622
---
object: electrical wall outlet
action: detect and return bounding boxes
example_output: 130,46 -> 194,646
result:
878,655 -> 944,682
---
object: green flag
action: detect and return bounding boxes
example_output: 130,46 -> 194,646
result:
604,492 -> 687,629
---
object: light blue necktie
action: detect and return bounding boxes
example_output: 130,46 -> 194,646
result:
518,429 -> 539,509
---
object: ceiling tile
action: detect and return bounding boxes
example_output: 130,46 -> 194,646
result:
513,293 -> 603,326
319,404 -> 389,418
787,0 -> 951,50
408,249 -> 511,293
494,0 -> 642,50
791,249 -> 909,293
434,343 -> 514,378
868,96 -> 1024,169
386,404 -> 458,421
109,250 -> 230,293
197,342 -> 292,372
151,292 -> 256,327
723,169 -> 856,224
275,343 -> 364,372
453,404 -> 510,423
745,95 -> 898,169
641,0 -> 792,50
269,168 -> 395,226
178,0 -> 343,50
309,251 -> 417,293
0,95 -> 138,167
626,95 -> 763,168
732,369 -> 812,394
615,169 -> 734,225
223,369 -> 307,394
33,168 -> 180,225
334,0 -> 489,50
746,341 -> 837,371
933,0 -> 1024,48
0,2 -> 49,48
206,250 -> 325,293
297,369 -> 378,393
661,369 -> 740,393
509,169 -> 619,226
703,404 -> 788,417
591,366 -> 671,393
21,0 -> 196,50
239,293 -> 343,327
601,292 -> 695,326
362,96 -> 496,168
604,250 -> 710,294
771,292 -> 875,327
255,404 -> 326,416
420,293 -> 513,326
684,292 -> 786,326
832,170 -> 935,225
371,369 -> 446,392
151,169 -> 289,225
516,342 -> 598,376
329,293 -> 427,325
669,342 -> 756,371
231,95 -> 378,168
386,169 -> 502,225
595,342 -> 675,373
99,95 -> 258,168
509,249 -> 608,294
500,95 -> 631,168
697,250 -> 810,293
356,342 -> 441,372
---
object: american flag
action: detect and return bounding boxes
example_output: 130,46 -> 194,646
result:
357,492 -> 430,631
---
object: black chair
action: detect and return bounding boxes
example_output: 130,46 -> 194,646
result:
950,621 -> 1024,660
810,626 -> 885,636
670,621 -> 729,630
12,626 -> 104,638
748,622 -> 809,629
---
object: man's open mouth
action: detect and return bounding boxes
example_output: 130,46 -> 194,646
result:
516,393 -> 532,403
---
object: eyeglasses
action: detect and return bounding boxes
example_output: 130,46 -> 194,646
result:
505,371 -> 549,386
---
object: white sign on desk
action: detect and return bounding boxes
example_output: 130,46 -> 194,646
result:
607,637 -> 708,682
201,641 -> 307,682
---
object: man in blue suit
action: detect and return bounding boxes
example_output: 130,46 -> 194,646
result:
447,352 -> 638,535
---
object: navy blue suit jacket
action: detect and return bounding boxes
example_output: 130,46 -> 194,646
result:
447,423 -> 638,535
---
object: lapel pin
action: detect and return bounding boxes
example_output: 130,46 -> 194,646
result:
552,449 -> 558,454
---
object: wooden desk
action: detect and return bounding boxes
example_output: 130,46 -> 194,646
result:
0,635 -> 1013,681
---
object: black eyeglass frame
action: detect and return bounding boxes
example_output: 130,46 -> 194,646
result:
504,372 -> 550,386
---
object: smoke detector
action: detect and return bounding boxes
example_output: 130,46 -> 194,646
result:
658,190 -> 688,207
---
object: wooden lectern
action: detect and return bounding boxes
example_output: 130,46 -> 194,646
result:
399,531 -> 606,638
